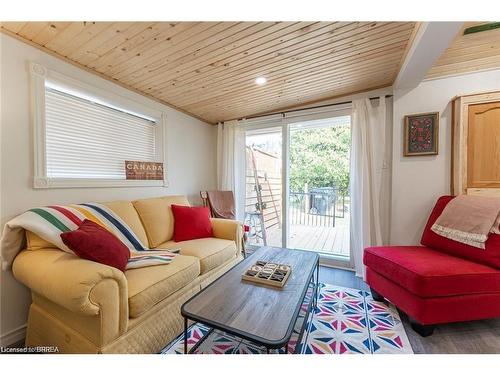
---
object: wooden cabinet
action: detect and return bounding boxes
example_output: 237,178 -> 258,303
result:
452,91 -> 500,197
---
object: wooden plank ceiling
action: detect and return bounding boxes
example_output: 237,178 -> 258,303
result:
1,21 -> 418,124
426,22 -> 500,79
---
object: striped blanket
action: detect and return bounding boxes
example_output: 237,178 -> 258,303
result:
0,203 -> 178,270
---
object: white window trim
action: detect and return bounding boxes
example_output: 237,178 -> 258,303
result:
29,62 -> 168,189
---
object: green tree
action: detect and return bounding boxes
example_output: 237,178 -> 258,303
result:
289,126 -> 350,195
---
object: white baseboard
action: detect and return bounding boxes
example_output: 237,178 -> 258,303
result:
0,324 -> 26,347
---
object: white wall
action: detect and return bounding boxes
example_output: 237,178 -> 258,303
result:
0,34 -> 217,344
390,69 -> 500,245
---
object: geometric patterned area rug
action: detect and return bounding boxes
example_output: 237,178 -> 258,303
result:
161,284 -> 413,354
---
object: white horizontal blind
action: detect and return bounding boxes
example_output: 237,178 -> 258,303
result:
45,87 -> 156,179
289,115 -> 351,130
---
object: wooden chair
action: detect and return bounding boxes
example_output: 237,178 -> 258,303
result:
201,191 -> 247,257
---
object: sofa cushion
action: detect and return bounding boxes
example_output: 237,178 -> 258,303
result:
26,231 -> 57,251
156,238 -> 237,274
103,200 -> 149,247
421,195 -> 500,269
364,246 -> 500,298
133,196 -> 190,248
126,254 -> 200,318
366,267 -> 500,325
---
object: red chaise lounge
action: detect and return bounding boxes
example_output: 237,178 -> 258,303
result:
363,195 -> 500,336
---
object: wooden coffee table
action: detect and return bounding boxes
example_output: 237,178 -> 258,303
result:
181,246 -> 319,353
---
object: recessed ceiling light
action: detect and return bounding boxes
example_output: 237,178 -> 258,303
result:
255,76 -> 267,85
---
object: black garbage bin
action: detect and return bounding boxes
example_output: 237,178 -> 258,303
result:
308,187 -> 336,215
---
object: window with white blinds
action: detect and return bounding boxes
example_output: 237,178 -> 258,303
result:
44,87 -> 157,180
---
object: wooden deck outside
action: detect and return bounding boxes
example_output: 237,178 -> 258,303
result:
246,214 -> 350,258
244,142 -> 350,258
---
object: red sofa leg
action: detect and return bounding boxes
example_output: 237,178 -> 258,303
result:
409,318 -> 435,337
370,287 -> 385,302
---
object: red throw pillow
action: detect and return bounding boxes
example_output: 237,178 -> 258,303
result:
60,220 -> 130,271
421,195 -> 500,269
171,204 -> 213,242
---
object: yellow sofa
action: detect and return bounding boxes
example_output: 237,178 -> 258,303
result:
12,195 -> 243,353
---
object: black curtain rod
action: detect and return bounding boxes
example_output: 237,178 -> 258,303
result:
240,94 -> 393,122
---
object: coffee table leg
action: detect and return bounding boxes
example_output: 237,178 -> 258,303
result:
315,260 -> 320,308
184,317 -> 188,354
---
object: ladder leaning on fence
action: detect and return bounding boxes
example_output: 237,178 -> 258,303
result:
246,146 -> 282,246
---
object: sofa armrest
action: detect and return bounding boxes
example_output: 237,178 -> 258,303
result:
13,249 -> 128,335
210,218 -> 243,252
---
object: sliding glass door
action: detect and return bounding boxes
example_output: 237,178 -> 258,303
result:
244,127 -> 283,247
243,113 -> 351,265
288,116 -> 351,260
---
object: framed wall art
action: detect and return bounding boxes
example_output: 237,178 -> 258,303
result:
403,112 -> 439,156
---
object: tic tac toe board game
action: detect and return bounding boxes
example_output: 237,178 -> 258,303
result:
242,260 -> 291,288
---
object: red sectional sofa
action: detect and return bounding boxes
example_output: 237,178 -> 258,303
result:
363,196 -> 500,336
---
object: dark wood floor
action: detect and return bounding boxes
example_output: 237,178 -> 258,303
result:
319,266 -> 369,291
319,265 -> 500,354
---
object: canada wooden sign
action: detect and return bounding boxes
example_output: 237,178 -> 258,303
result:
125,161 -> 164,180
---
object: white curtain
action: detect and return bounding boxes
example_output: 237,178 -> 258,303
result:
216,120 -> 246,221
350,97 -> 390,278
